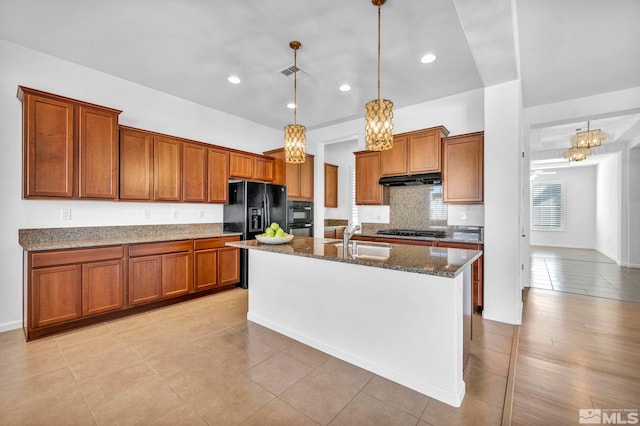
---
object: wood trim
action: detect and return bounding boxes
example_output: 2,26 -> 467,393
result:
31,246 -> 124,268
128,240 -> 192,257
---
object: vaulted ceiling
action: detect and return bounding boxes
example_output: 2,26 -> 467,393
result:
1,0 -> 638,151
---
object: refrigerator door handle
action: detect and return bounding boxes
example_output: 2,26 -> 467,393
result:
264,193 -> 270,226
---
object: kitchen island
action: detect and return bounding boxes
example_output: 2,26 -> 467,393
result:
226,237 -> 482,407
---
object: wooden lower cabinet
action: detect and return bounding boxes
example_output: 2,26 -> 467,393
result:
24,235 -> 240,340
31,264 -> 82,328
193,236 -> 241,290
82,259 -> 124,316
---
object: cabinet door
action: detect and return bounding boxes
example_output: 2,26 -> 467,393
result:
194,249 -> 217,291
408,130 -> 441,173
31,265 -> 82,327
299,155 -> 314,200
443,133 -> 484,203
208,148 -> 229,203
218,247 -> 240,286
324,229 -> 336,239
154,136 -> 182,201
254,157 -> 274,182
183,142 -> 207,202
286,162 -> 301,199
229,152 -> 253,179
23,94 -> 74,198
129,256 -> 162,305
355,151 -> 388,205
324,163 -> 338,207
162,252 -> 192,298
78,106 -> 119,199
119,128 -> 153,200
381,135 -> 408,176
82,259 -> 124,316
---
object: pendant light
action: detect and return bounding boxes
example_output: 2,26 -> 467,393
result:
365,0 -> 394,151
284,41 -> 306,163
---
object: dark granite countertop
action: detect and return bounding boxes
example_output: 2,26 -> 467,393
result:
226,237 -> 482,278
19,223 -> 242,251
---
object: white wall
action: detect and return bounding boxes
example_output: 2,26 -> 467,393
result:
630,147 -> 640,267
483,80 -> 523,325
530,166 -> 597,249
596,153 -> 622,262
0,40 -> 283,331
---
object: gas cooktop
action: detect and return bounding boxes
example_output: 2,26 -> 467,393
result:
376,229 -> 446,238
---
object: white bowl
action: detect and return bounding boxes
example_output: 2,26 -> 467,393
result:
255,234 -> 294,245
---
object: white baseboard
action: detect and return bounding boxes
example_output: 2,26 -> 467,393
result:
530,243 -> 595,250
0,320 -> 22,333
595,248 -> 619,264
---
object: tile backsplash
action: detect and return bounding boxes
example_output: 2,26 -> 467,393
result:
388,185 -> 448,229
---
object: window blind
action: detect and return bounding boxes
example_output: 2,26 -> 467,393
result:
531,182 -> 563,229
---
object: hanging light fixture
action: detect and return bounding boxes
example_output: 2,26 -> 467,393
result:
284,41 -> 306,163
570,120 -> 608,149
364,0 -> 394,151
562,120 -> 607,162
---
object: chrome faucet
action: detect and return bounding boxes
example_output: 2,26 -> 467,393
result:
343,223 -> 361,248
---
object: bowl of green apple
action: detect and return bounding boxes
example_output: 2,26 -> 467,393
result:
255,222 -> 294,244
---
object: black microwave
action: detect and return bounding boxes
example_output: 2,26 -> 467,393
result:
288,201 -> 313,224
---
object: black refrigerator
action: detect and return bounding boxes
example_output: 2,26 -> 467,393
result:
223,181 -> 287,288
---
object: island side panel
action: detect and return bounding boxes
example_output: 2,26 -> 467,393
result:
247,249 -> 467,407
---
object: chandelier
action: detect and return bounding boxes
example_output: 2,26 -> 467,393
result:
364,0 -> 394,151
284,41 -> 306,163
562,120 -> 607,162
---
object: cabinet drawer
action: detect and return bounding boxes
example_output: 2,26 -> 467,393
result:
436,242 -> 482,250
193,236 -> 240,250
129,240 -> 191,257
31,246 -> 124,268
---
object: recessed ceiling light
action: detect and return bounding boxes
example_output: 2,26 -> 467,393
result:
227,75 -> 241,84
287,103 -> 296,109
339,84 -> 351,92
421,53 -> 437,64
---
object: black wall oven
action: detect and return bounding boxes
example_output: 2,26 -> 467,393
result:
287,201 -> 313,237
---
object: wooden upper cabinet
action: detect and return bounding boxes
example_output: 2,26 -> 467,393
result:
299,155 -> 314,200
355,151 -> 388,205
183,142 -> 207,203
263,148 -> 314,200
442,131 -> 484,204
229,152 -> 253,179
119,127 -> 153,200
324,163 -> 338,208
154,136 -> 182,201
381,135 -> 407,176
19,86 -> 120,199
380,126 -> 449,176
229,152 -> 274,182
254,156 -> 274,182
78,106 -> 118,199
208,148 -> 229,203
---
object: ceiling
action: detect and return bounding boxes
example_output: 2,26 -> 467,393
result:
1,0 -> 639,152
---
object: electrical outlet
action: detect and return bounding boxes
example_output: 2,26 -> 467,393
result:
460,212 -> 468,221
172,209 -> 179,219
143,209 -> 151,220
60,208 -> 71,220
199,210 -> 205,219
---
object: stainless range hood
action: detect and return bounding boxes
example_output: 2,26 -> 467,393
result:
378,173 -> 442,186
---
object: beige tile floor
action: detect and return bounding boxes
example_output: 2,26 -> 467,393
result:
0,289 -> 514,425
529,246 -> 640,302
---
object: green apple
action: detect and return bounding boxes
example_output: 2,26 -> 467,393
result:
265,228 -> 275,237
270,222 -> 280,231
275,229 -> 286,237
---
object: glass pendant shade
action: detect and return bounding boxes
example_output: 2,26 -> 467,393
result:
284,123 -> 306,163
563,146 -> 591,162
365,98 -> 394,151
570,126 -> 607,149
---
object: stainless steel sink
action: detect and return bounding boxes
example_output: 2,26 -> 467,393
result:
332,241 -> 392,261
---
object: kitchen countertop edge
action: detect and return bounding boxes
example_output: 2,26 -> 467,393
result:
227,237 -> 481,278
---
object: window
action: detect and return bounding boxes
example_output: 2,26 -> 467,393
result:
428,185 -> 448,223
531,182 -> 564,230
